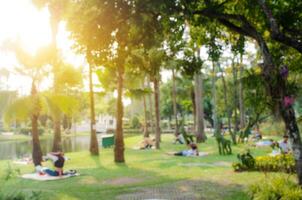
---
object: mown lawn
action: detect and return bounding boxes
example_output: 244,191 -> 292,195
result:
0,134 -> 294,200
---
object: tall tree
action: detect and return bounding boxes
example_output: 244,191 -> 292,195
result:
87,49 -> 99,155
32,0 -> 69,152
3,42 -> 52,165
171,68 -> 179,136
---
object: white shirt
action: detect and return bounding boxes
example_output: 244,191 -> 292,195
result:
278,140 -> 291,153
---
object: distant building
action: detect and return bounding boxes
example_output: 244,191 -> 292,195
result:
96,114 -> 116,133
73,114 -> 116,133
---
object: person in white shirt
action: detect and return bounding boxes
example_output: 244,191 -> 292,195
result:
278,135 -> 291,154
173,141 -> 199,156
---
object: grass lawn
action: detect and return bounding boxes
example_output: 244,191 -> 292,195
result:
0,134 -> 294,200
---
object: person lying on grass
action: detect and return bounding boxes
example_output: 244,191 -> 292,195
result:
171,141 -> 199,156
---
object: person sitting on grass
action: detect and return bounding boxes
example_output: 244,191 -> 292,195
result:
139,136 -> 155,149
173,141 -> 199,156
252,127 -> 262,141
179,121 -> 194,143
173,132 -> 185,144
270,140 -> 281,156
278,135 -> 291,154
40,152 -> 75,176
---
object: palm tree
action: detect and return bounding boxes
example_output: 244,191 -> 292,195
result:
32,0 -> 69,152
3,42 -> 52,165
86,49 -> 99,155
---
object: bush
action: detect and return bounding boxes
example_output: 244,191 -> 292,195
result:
0,191 -> 41,200
232,150 -> 255,172
130,116 -> 141,129
233,152 -> 296,173
19,127 -> 44,136
248,175 -> 302,200
3,162 -> 20,181
255,154 -> 295,173
0,193 -> 26,200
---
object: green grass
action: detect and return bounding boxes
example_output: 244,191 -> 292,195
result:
0,134 -> 294,200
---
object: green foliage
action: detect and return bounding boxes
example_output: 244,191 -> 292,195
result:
130,116 -> 141,129
233,151 -> 295,173
248,175 -> 302,200
19,127 -> 44,136
3,97 -> 32,126
233,150 -> 255,171
0,191 -> 42,200
3,162 -> 20,181
45,94 -> 80,118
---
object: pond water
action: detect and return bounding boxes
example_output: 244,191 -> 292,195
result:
0,135 -> 101,160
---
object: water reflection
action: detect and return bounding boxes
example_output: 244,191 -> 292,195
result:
0,136 -> 97,160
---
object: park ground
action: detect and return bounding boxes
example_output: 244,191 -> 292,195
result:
0,134 -> 293,200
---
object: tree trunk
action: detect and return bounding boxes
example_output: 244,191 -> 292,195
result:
50,15 -> 62,152
194,72 -> 206,142
255,29 -> 302,185
171,68 -> 179,136
281,106 -> 302,184
52,117 -> 62,151
153,76 -> 161,149
239,54 -> 245,129
147,77 -> 154,134
191,88 -> 196,129
143,94 -> 149,137
31,82 -> 42,166
211,61 -> 219,135
232,57 -> 239,133
219,64 -> 236,144
114,65 -> 125,162
87,51 -> 99,156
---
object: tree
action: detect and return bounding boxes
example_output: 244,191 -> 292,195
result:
180,46 -> 206,142
130,47 -> 166,149
32,0 -> 69,152
179,0 -> 302,184
3,41 -> 53,165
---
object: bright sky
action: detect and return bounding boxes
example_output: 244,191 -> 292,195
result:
0,0 -> 84,95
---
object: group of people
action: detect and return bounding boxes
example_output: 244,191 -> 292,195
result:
253,126 -> 292,155
270,135 -> 291,155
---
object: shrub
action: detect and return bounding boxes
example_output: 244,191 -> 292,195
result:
248,175 -> 302,200
3,162 -> 20,181
255,154 -> 295,173
0,193 -> 26,200
19,127 -> 44,136
233,152 -> 296,173
130,116 -> 141,129
0,191 -> 41,200
232,150 -> 255,172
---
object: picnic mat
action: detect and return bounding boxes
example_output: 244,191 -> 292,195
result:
132,146 -> 156,150
21,173 -> 79,181
178,161 -> 232,167
167,152 -> 209,157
